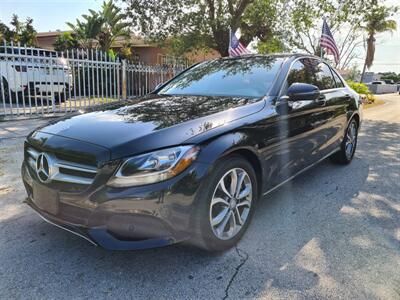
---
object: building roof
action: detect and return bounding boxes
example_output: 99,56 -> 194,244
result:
36,31 -> 70,37
36,31 -> 154,48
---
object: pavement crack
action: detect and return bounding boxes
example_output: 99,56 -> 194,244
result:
223,246 -> 249,300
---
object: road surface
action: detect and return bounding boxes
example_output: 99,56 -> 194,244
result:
0,94 -> 399,299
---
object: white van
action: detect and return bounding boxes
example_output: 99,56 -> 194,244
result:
0,46 -> 72,103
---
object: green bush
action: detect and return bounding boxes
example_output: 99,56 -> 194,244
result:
346,80 -> 376,103
346,80 -> 370,95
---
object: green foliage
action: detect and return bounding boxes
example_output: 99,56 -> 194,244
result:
380,72 -> 400,83
66,0 -> 129,51
125,0 -> 283,56
53,32 -> 79,52
361,3 -> 398,80
97,0 -> 130,51
346,65 -> 361,82
124,0 -> 374,63
257,37 -> 286,54
0,14 -> 37,46
284,0 -> 372,59
346,80 -> 370,95
106,49 -> 117,61
67,11 -> 103,49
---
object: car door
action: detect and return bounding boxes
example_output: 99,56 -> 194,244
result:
312,63 -> 349,158
268,58 -> 334,185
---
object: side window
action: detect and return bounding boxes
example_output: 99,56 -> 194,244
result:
331,69 -> 345,88
287,60 -> 315,86
314,63 -> 336,90
287,59 -> 337,90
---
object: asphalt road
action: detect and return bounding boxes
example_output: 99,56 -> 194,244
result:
0,94 -> 399,299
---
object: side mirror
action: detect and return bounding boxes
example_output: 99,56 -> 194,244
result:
287,83 -> 320,101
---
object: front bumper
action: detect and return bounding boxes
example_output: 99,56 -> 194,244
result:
22,160 -> 211,250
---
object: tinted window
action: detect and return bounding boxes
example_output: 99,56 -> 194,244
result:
287,59 -> 336,90
314,63 -> 336,90
287,60 -> 315,86
331,69 -> 344,88
158,57 -> 284,98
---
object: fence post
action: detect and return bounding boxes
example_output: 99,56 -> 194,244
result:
122,59 -> 127,100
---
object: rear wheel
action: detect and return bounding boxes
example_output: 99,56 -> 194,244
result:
331,119 -> 358,164
191,155 -> 258,251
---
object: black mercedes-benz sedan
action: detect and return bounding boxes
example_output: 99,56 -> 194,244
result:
22,54 -> 362,251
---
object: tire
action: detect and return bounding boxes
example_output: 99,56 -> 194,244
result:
331,118 -> 358,164
191,155 -> 258,252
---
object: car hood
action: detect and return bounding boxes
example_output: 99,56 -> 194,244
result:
34,94 -> 265,159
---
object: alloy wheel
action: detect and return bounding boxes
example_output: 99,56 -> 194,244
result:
345,121 -> 357,159
209,168 -> 252,240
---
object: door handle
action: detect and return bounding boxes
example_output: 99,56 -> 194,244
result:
317,95 -> 327,106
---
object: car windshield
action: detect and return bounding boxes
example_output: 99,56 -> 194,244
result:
158,56 -> 284,98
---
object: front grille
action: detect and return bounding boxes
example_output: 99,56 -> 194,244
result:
26,147 -> 98,185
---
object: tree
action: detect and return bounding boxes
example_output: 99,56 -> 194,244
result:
124,0 -> 283,56
0,21 -> 10,41
0,14 -> 37,46
53,32 -> 79,52
282,0 -> 374,69
380,72 -> 400,83
67,12 -> 103,49
97,0 -> 130,51
346,64 -> 361,81
66,0 -> 129,51
360,4 -> 397,82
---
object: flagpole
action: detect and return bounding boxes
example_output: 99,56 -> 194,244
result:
228,28 -> 232,57
320,40 -> 323,58
320,17 -> 324,59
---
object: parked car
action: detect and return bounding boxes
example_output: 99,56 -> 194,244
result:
0,46 -> 72,102
371,80 -> 385,85
383,79 -> 395,84
21,54 -> 362,251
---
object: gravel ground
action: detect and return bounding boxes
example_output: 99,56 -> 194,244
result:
0,94 -> 399,299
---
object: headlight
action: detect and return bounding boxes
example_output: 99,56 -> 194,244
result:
107,145 -> 200,187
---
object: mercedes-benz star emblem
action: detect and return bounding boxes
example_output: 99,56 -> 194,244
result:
36,153 -> 51,183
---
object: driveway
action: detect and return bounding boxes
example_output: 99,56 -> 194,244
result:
0,94 -> 399,299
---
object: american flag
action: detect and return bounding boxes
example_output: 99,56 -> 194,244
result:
320,19 -> 339,64
229,31 -> 250,57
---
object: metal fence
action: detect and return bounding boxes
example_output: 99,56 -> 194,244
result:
0,41 -> 186,119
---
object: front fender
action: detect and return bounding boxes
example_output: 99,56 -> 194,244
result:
196,131 -> 260,166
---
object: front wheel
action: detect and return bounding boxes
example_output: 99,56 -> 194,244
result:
191,155 -> 258,251
331,119 -> 358,164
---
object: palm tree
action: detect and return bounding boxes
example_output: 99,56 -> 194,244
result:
66,1 -> 129,51
97,0 -> 130,51
0,15 -> 37,46
360,5 -> 397,82
67,12 -> 103,49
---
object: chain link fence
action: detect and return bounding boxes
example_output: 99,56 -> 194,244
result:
0,41 -> 186,119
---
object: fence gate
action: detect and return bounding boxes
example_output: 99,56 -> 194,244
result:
0,41 -> 186,120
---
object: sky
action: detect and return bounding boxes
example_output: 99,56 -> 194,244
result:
1,0 -> 399,73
